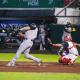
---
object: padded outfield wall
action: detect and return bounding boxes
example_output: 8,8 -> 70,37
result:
49,24 -> 80,43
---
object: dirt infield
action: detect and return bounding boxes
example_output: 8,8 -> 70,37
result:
0,61 -> 80,73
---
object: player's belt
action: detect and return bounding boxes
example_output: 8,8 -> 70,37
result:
25,38 -> 33,41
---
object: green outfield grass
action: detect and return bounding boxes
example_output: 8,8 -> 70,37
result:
0,53 -> 80,80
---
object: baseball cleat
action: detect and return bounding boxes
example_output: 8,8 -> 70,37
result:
6,61 -> 15,67
37,60 -> 42,66
68,61 -> 74,65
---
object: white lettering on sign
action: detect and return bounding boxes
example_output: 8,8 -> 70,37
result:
23,0 -> 39,6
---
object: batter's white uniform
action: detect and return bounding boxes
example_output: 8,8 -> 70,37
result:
7,26 -> 42,66
62,41 -> 79,63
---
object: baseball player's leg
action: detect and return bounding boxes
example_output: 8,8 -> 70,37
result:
24,47 -> 42,64
70,49 -> 79,62
6,48 -> 22,66
58,51 -> 68,63
40,35 -> 46,51
67,54 -> 78,64
6,40 -> 29,66
41,35 -> 46,49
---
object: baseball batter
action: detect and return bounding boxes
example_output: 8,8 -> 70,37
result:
52,36 -> 80,65
7,23 -> 42,66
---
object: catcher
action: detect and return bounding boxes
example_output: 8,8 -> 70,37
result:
51,35 -> 80,65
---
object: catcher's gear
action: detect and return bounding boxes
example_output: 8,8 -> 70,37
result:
57,42 -> 69,56
62,41 -> 69,48
57,46 -> 64,56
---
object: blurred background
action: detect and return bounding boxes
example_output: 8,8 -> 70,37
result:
0,0 -> 80,53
